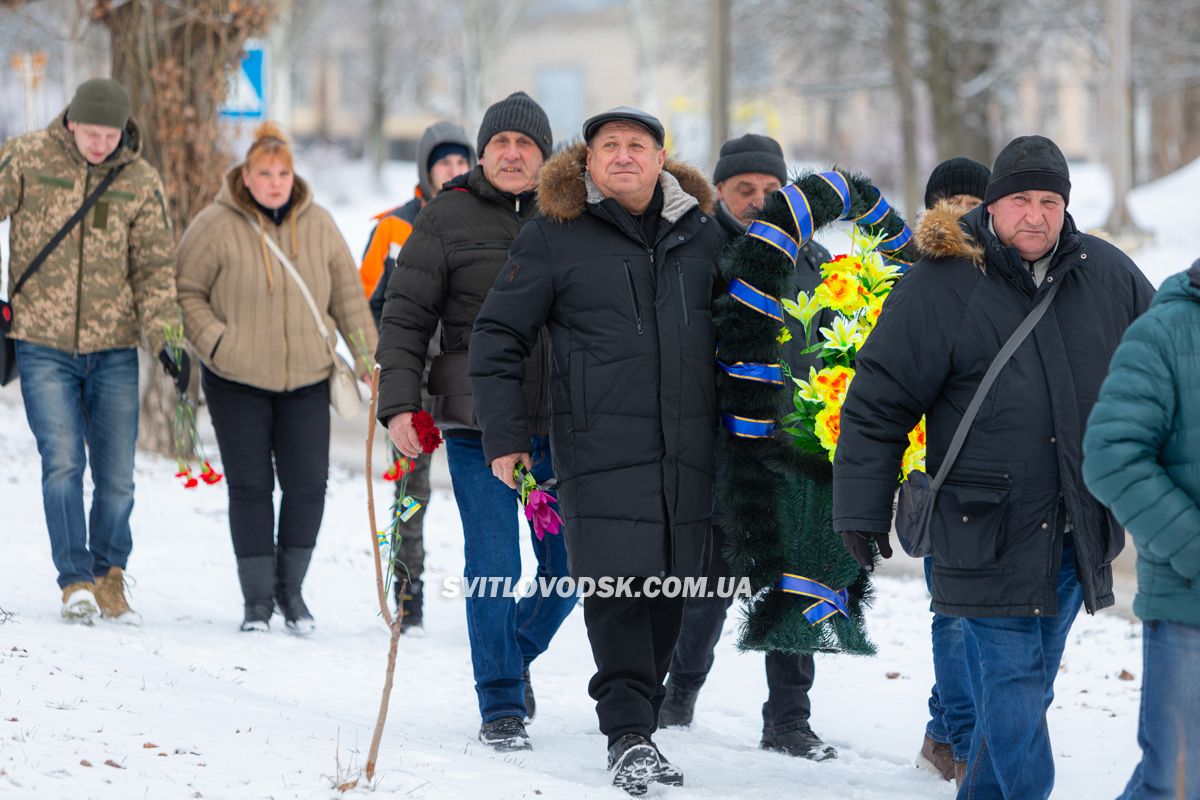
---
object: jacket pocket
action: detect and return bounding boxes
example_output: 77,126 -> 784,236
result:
931,472 -> 1011,570
570,349 -> 587,432
427,350 -> 476,428
623,259 -> 643,335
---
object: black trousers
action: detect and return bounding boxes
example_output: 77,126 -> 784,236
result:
584,585 -> 687,746
202,367 -> 330,558
668,526 -> 816,732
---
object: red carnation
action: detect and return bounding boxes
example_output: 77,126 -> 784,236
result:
412,410 -> 443,454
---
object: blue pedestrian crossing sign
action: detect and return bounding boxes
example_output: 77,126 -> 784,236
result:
220,39 -> 268,119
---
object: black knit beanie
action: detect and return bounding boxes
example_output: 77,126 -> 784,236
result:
984,135 -> 1071,206
713,133 -> 787,185
476,91 -> 553,160
66,78 -> 131,130
924,157 -> 991,209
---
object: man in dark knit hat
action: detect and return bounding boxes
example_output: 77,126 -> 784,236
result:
377,91 -> 572,753
657,132 -> 837,763
0,78 -> 182,627
924,156 -> 991,213
832,134 -> 1154,798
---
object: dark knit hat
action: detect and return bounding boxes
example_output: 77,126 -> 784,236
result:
427,142 -> 471,172
984,135 -> 1071,206
582,106 -> 665,146
477,92 -> 552,159
66,78 -> 131,130
924,157 -> 991,209
713,133 -> 787,185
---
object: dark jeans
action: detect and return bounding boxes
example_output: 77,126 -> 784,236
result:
585,586 -> 687,746
201,367 -> 330,557
1117,619 -> 1200,800
957,536 -> 1084,800
16,341 -> 138,588
669,525 -> 816,732
444,434 -> 574,722
924,556 -> 975,761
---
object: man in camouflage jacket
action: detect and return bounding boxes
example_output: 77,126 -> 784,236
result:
0,79 -> 182,625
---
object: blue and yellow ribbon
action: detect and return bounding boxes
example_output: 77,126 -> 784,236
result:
780,184 -> 815,245
816,171 -> 853,220
727,278 -> 783,322
877,225 -> 913,254
854,187 -> 892,227
746,220 -> 799,265
718,360 -> 785,386
722,413 -> 776,439
779,573 -> 850,625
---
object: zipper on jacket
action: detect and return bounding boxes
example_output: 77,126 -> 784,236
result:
675,259 -> 690,326
623,259 -> 643,335
73,168 -> 92,354
515,196 -> 521,214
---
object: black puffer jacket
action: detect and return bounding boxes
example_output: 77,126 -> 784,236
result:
470,143 -> 725,579
375,165 -> 548,433
832,203 -> 1154,617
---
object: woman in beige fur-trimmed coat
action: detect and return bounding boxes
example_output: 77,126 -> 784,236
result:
176,122 -> 375,635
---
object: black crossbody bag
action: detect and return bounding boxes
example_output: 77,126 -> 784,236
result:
1,164 -> 126,386
895,279 -> 1061,557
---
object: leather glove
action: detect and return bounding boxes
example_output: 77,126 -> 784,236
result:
159,347 -> 191,394
839,530 -> 893,571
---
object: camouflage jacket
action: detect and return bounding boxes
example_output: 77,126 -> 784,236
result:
0,109 -> 178,355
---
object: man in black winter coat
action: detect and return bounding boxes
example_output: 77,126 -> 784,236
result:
658,133 -> 836,762
376,92 -> 574,753
470,107 -> 725,795
832,135 -> 1154,800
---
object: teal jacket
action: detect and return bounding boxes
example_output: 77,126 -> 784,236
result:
1083,260 -> 1200,626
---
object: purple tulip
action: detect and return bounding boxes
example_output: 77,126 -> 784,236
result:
524,489 -> 563,541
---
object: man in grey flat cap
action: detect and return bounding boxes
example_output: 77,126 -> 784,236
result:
470,106 -> 725,795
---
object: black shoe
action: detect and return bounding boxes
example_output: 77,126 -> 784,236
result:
657,678 -> 699,728
651,743 -> 684,787
478,716 -> 531,752
608,734 -> 661,796
395,577 -> 423,632
275,546 -> 315,635
522,668 -> 535,722
760,724 -> 837,761
236,555 -> 275,632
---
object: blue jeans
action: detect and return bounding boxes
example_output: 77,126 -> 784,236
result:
957,536 -> 1084,800
924,556 -> 976,761
445,434 -> 575,723
16,341 -> 139,589
1117,619 -> 1200,800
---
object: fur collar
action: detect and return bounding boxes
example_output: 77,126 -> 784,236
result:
538,141 -> 714,224
914,199 -> 984,268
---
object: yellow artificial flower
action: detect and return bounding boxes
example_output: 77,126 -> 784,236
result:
862,252 -> 902,288
815,405 -> 842,460
777,325 -> 793,345
814,272 -> 867,314
810,365 -> 855,405
851,225 -> 887,255
794,366 -> 823,404
862,293 -> 887,329
819,315 -> 867,353
900,417 -> 927,477
822,254 -> 865,278
782,290 -> 822,327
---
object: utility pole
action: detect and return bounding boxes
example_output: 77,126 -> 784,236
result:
708,0 -> 730,168
1105,0 -> 1143,236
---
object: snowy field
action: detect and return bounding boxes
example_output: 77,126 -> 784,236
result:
0,397 -> 1145,799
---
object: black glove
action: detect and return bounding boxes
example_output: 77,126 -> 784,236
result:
839,530 -> 893,571
159,347 -> 191,394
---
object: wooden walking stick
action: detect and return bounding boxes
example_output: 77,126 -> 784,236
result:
364,364 -> 405,782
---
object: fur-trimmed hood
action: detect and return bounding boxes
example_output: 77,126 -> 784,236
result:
537,141 -> 714,224
914,199 -> 984,267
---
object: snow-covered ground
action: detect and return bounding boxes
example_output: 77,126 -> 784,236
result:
0,397 -> 1145,799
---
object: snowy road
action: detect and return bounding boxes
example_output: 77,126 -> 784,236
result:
0,397 -> 1145,799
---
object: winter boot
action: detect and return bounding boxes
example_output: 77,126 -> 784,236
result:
651,742 -> 685,787
608,734 -> 662,796
94,566 -> 142,625
236,555 -> 275,632
275,546 -> 316,636
522,668 -> 536,722
478,716 -> 531,752
657,678 -> 699,728
60,581 -> 98,624
396,577 -> 423,632
918,734 -> 956,781
760,722 -> 838,761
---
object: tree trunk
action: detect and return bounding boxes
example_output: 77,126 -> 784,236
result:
889,0 -> 921,216
97,1 -> 272,456
365,0 -> 388,191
